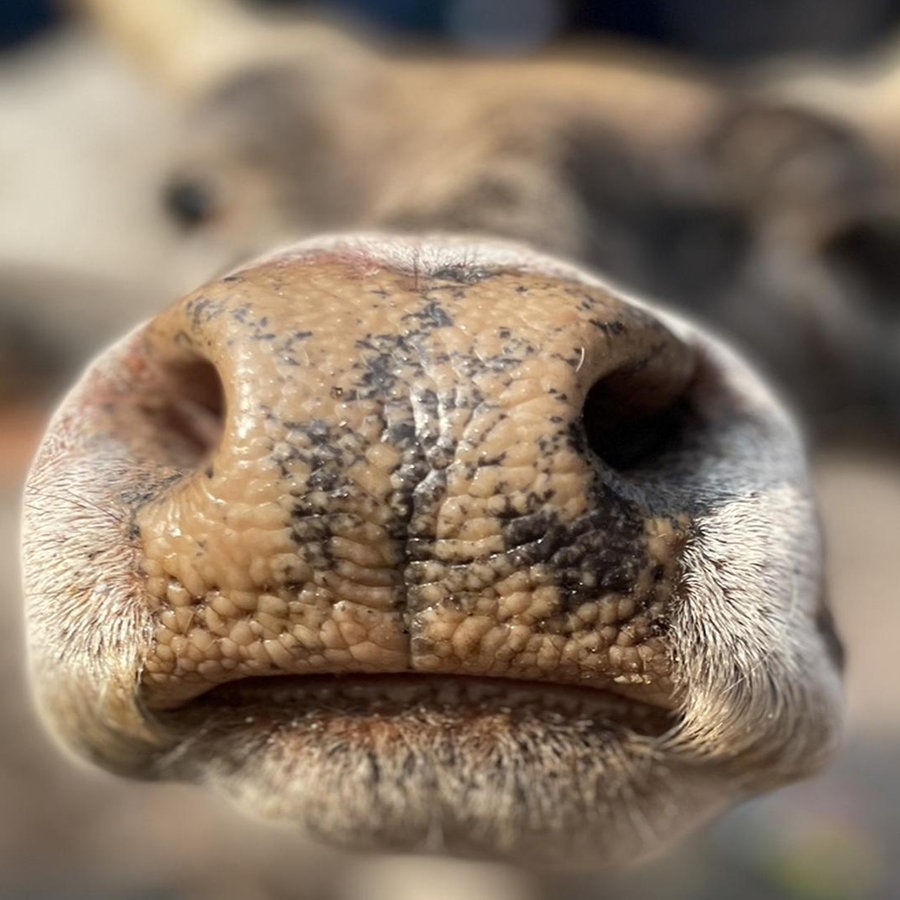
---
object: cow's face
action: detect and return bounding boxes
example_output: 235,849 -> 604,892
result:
22,236 -> 842,867
159,47 -> 900,434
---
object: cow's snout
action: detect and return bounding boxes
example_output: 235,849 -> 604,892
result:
22,235 -> 842,866
126,237 -> 695,711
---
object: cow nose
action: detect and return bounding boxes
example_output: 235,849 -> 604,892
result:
46,237 -> 697,714
23,235 -> 842,864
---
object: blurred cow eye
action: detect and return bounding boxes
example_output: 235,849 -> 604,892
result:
163,177 -> 220,229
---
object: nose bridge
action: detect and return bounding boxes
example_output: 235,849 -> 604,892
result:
136,251 -> 690,709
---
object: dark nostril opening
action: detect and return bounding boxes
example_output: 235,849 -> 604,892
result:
163,177 -> 220,230
142,356 -> 226,468
581,372 -> 691,472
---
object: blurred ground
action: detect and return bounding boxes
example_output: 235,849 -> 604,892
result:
1,9 -> 899,900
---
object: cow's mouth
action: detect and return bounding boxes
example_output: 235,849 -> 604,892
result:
152,673 -> 678,738
147,673 -> 683,861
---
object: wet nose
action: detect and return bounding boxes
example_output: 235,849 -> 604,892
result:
128,238 -> 698,712
30,236 -> 697,716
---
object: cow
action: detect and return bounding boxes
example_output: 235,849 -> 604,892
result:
15,0 -> 875,877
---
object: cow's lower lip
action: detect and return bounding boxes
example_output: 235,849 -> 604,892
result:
146,674 -> 687,861
152,674 -> 678,739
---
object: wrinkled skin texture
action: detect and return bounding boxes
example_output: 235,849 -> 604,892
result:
22,236 -> 843,866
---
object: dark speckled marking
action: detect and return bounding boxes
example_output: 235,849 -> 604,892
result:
429,265 -> 499,285
402,299 -> 454,330
590,318 -> 627,336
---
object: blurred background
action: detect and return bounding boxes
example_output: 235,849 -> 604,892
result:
1,1 -> 899,897
8,0 -> 900,57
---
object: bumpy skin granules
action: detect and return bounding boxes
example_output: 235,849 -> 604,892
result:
23,236 -> 842,866
138,241 -> 691,709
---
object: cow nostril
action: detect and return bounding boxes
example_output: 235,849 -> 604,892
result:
141,354 -> 226,468
581,371 -> 691,471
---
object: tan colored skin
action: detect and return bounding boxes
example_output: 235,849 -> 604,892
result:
139,249 -> 687,709
22,235 -> 843,866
